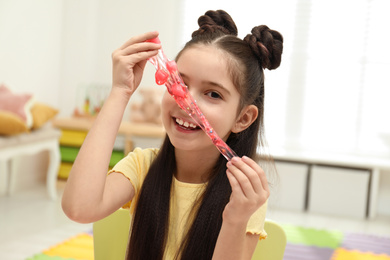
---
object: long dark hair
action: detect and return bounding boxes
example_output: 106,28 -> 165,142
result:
127,9 -> 283,260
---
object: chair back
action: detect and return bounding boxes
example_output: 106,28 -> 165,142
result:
252,220 -> 287,260
93,208 -> 130,260
93,209 -> 286,260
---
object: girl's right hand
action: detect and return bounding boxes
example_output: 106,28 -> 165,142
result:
224,156 -> 270,225
111,31 -> 161,94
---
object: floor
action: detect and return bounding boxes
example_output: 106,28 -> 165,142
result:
0,181 -> 389,260
0,181 -> 92,260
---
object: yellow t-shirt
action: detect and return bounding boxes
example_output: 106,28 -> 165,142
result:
109,147 -> 268,259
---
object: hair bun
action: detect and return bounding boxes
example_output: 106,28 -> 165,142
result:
244,25 -> 283,70
192,10 -> 238,38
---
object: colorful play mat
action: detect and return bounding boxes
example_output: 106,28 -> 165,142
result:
26,232 -> 94,260
282,224 -> 390,260
26,224 -> 390,260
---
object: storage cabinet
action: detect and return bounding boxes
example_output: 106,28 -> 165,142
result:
268,159 -> 373,218
268,161 -> 309,211
52,117 -> 165,179
308,165 -> 370,218
57,127 -> 124,179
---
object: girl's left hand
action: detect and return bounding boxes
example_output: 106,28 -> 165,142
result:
224,156 -> 270,225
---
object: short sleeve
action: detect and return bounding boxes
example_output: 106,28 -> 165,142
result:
108,147 -> 158,209
246,200 -> 268,240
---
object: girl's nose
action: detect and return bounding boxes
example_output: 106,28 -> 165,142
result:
187,87 -> 200,101
188,89 -> 207,112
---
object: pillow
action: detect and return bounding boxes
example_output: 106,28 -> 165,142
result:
31,102 -> 59,129
0,84 -> 34,128
0,111 -> 29,135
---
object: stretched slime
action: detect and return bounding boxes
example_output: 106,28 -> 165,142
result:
146,37 -> 237,161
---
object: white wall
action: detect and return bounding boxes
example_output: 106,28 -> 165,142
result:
0,0 -> 184,193
2,1 -> 389,217
1,0 -> 184,117
58,0 -> 186,116
0,0 -> 63,107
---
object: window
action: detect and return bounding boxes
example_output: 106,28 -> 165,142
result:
181,0 -> 390,157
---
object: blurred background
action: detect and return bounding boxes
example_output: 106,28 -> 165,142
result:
1,0 -> 390,218
2,0 -> 389,156
1,0 -> 390,258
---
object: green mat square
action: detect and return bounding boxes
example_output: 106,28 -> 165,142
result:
26,253 -> 77,260
281,224 -> 344,249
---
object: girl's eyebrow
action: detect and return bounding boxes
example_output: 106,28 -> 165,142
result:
180,73 -> 231,96
180,72 -> 189,81
202,80 -> 231,96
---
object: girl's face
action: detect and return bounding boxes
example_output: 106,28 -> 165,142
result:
161,45 -> 242,154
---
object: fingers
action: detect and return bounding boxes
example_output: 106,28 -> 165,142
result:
225,157 -> 269,223
227,160 -> 258,199
226,169 -> 240,193
119,31 -> 160,50
226,156 -> 269,199
111,31 -> 162,90
113,31 -> 161,64
242,156 -> 269,194
112,46 -> 158,69
120,41 -> 160,56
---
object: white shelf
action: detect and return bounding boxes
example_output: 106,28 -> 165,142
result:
264,146 -> 390,219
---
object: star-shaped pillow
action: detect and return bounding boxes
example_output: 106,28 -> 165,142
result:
0,84 -> 34,129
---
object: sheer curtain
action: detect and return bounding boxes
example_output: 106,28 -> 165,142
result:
180,0 -> 390,158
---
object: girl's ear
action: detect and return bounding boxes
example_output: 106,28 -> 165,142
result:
231,105 -> 258,133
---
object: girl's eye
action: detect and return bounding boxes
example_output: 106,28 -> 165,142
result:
206,91 -> 222,99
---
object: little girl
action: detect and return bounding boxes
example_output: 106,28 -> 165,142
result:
62,9 -> 283,260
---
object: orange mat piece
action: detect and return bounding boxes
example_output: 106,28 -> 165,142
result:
42,233 -> 94,260
332,248 -> 390,260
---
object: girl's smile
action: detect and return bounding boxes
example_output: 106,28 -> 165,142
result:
62,8 -> 282,259
161,45 -> 242,154
174,117 -> 200,131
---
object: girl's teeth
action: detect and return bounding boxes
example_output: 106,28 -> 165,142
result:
176,118 -> 197,129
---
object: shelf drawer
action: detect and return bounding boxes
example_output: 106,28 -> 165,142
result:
58,162 -> 73,179
60,146 -> 79,163
59,146 -> 124,168
308,165 -> 370,218
269,161 -> 309,211
110,150 -> 124,167
60,129 -> 88,147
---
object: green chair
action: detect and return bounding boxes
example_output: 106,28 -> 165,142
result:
93,209 -> 286,260
252,220 -> 287,260
93,209 -> 131,260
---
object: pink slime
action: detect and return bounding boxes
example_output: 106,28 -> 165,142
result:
146,37 -> 237,161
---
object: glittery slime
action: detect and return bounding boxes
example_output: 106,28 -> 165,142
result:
146,37 -> 237,161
